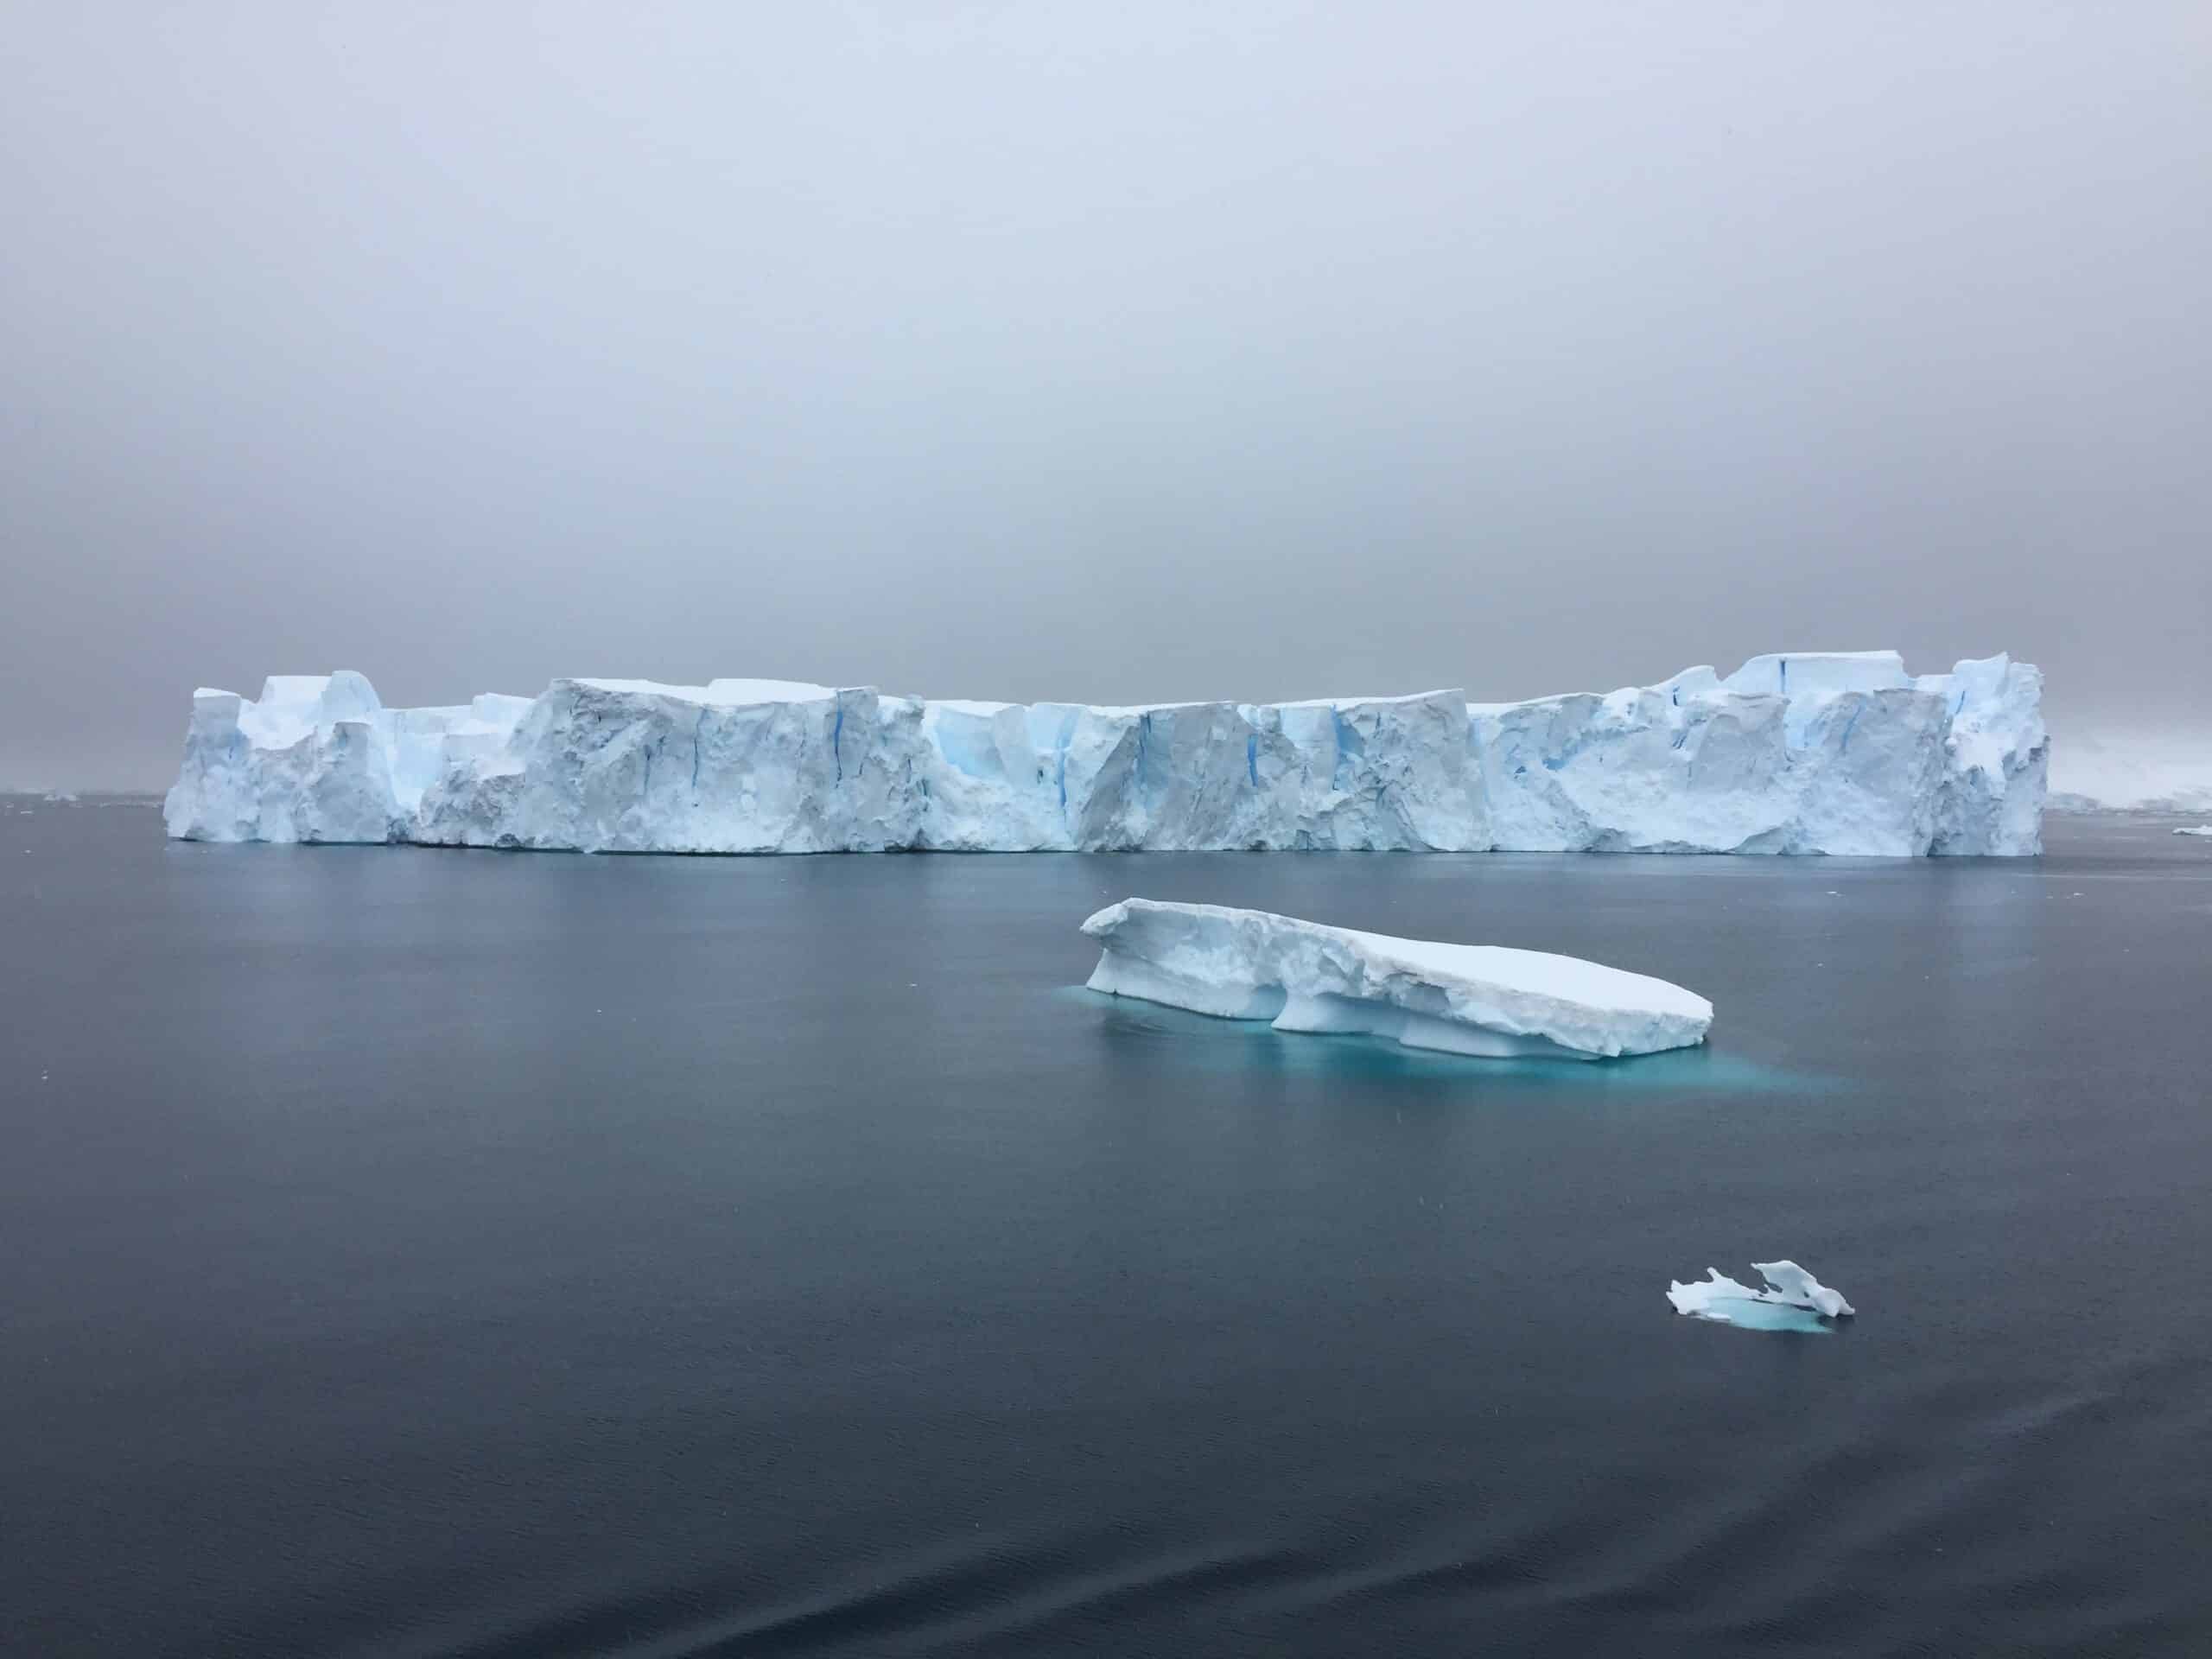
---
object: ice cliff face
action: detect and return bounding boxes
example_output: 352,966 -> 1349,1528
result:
1470,651 -> 2045,855
163,651 -> 2046,855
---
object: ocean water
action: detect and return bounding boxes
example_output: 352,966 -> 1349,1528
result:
4,802 -> 2210,1657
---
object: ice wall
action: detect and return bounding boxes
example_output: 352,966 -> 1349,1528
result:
1470,651 -> 2045,855
163,652 -> 2046,855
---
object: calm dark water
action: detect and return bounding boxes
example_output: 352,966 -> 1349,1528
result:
4,802 -> 2211,1657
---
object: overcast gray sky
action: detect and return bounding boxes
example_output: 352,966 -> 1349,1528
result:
3,1 -> 2206,789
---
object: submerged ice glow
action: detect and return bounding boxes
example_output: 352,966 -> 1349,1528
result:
163,651 -> 2046,855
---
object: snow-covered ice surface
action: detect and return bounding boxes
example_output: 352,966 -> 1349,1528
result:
1669,1262 -> 1855,1332
1080,899 -> 1713,1060
163,651 -> 2046,855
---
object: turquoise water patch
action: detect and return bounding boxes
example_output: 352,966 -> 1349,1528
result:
1051,986 -> 1837,1096
1676,1299 -> 1838,1334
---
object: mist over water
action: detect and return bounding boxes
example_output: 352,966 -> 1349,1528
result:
4,3 -> 2209,788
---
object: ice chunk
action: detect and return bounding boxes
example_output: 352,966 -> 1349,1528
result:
164,651 -> 2046,855
1669,1261 -> 1854,1328
1080,899 -> 1712,1059
2173,825 -> 2212,837
1747,1259 -> 1853,1317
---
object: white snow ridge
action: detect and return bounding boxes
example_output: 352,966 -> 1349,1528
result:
1081,899 -> 1713,1060
163,650 -> 2047,855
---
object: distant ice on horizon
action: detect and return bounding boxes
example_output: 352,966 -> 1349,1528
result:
2048,731 -> 2212,814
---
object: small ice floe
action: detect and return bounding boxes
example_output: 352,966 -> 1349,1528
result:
1668,1261 -> 1854,1332
2174,826 -> 2212,838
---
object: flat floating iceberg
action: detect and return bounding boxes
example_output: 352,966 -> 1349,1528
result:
1081,898 -> 1713,1060
1669,1261 -> 1855,1330
2174,826 -> 2212,838
162,649 -> 2046,855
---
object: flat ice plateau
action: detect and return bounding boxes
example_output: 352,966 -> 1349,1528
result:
1669,1262 -> 1856,1332
164,650 -> 2046,855
1081,899 -> 1713,1060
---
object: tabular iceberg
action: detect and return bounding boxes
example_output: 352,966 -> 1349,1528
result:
1669,1262 -> 1855,1330
1082,899 -> 1713,1059
163,650 -> 2045,855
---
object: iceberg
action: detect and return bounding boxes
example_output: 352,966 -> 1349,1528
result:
163,651 -> 2045,855
1669,1261 -> 1855,1330
2176,826 -> 2212,838
1471,650 -> 2044,855
1080,899 -> 1713,1059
